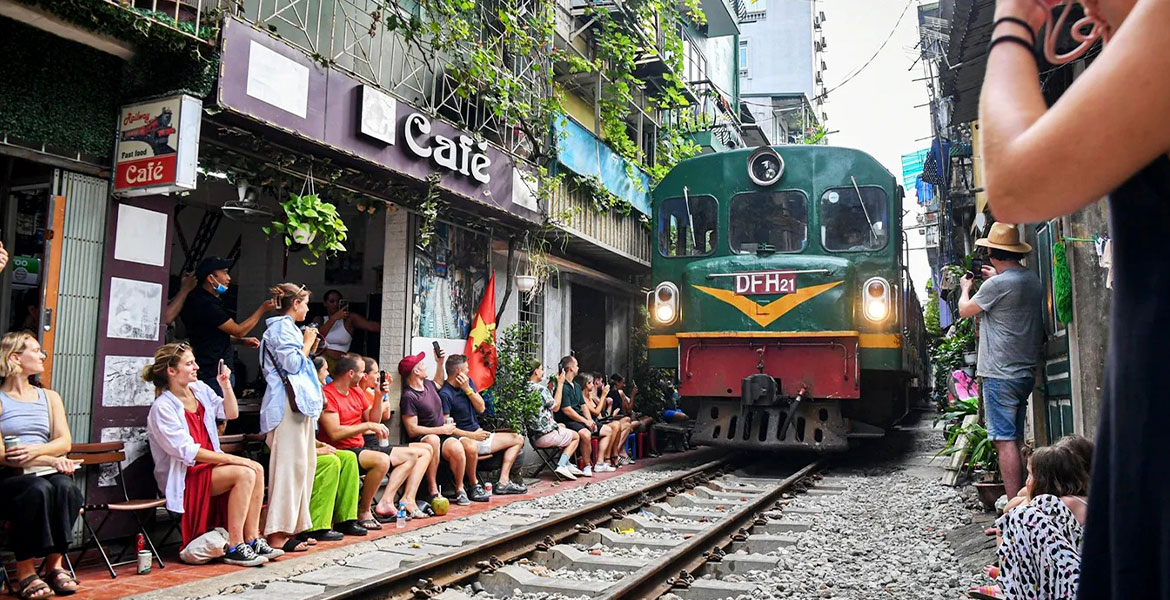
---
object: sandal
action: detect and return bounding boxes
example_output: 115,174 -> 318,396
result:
16,575 -> 53,600
280,538 -> 311,553
357,518 -> 383,530
43,570 -> 78,596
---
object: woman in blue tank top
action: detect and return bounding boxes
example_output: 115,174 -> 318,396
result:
0,332 -> 83,599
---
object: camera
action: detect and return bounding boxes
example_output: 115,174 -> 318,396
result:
747,146 -> 785,187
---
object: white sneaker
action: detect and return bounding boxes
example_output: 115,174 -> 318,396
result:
567,464 -> 585,476
582,466 -> 593,477
595,463 -> 614,473
554,465 -> 578,480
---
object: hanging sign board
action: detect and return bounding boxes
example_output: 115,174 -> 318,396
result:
113,94 -> 202,196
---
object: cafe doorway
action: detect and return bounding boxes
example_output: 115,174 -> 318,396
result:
0,157 -> 55,339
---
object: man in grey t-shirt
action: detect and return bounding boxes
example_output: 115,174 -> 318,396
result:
958,222 -> 1044,498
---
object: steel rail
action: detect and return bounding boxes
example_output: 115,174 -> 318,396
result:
324,455 -> 737,600
597,459 -> 823,600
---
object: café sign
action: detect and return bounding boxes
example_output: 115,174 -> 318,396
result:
114,94 -> 202,196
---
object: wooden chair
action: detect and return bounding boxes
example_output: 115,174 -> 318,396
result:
68,442 -> 167,578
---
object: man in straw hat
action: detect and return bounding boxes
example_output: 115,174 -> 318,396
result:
957,222 -> 1044,499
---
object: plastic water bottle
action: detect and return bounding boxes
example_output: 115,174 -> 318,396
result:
396,507 -> 406,529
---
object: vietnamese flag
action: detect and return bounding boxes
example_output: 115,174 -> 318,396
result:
465,271 -> 498,390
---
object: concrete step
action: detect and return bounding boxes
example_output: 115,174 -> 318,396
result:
728,533 -> 799,554
644,503 -> 727,521
695,553 -> 781,577
289,564 -> 382,588
614,514 -> 709,534
478,564 -> 613,597
535,545 -> 650,571
675,578 -> 764,600
577,527 -> 681,549
667,494 -> 750,509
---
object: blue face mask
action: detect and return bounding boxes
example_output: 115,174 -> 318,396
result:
211,275 -> 228,295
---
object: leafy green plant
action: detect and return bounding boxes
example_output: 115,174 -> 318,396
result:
929,316 -> 975,405
487,323 -> 544,434
265,192 -> 349,266
938,421 -> 998,474
925,280 -> 941,337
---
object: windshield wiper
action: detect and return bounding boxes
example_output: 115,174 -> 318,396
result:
682,185 -> 698,251
850,176 -> 880,243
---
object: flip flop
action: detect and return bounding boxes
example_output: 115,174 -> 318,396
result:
44,569 -> 79,596
357,518 -> 383,530
372,509 -> 397,523
281,538 -> 310,553
968,585 -> 1003,599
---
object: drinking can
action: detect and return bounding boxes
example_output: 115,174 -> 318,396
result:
484,482 -> 492,495
136,533 -> 145,552
3,436 -> 20,450
137,550 -> 152,574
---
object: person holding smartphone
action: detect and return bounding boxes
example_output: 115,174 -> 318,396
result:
316,291 -> 380,362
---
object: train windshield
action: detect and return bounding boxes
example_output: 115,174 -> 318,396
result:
820,186 -> 888,252
658,194 -> 718,257
729,191 -> 808,253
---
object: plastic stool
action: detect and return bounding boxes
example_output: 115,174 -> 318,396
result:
626,433 -> 637,457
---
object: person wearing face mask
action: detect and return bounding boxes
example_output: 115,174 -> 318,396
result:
181,257 -> 276,396
978,1 -> 1170,597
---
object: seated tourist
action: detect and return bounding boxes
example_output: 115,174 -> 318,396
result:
401,349 -> 487,504
553,355 -> 594,477
527,359 -> 583,480
440,354 -> 528,496
981,444 -> 1089,600
0,332 -> 85,597
318,354 -> 431,523
581,373 -> 620,473
144,342 -> 271,568
359,356 -> 394,424
598,373 -> 634,467
298,352 -> 365,542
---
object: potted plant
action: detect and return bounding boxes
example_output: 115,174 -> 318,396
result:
264,190 -> 349,266
483,323 -> 544,434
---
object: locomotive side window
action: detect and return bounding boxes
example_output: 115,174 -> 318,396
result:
658,195 -> 718,257
820,186 -> 889,252
729,191 -> 808,254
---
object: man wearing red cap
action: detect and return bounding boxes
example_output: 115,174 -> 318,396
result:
399,348 -> 486,506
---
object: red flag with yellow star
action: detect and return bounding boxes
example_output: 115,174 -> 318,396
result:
465,271 -> 498,390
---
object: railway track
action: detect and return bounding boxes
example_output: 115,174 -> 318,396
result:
305,455 -> 825,600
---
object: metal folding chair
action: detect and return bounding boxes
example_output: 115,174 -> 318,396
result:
68,442 -> 167,578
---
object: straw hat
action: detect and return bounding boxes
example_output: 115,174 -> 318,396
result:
975,222 -> 1032,254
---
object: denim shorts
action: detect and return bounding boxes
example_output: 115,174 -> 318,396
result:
983,376 -> 1034,441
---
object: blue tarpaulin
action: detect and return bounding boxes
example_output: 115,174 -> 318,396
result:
554,116 -> 652,216
901,148 -> 930,189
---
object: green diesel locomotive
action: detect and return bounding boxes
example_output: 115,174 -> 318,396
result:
648,145 -> 929,451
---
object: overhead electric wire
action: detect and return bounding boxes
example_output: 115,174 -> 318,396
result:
813,0 -> 917,102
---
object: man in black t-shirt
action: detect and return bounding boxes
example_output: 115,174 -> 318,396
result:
180,257 -> 274,395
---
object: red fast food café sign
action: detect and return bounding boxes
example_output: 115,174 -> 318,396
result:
114,95 -> 202,196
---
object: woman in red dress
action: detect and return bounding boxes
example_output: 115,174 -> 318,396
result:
145,343 -> 275,567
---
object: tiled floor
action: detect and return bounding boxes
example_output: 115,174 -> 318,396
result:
21,451 -> 696,600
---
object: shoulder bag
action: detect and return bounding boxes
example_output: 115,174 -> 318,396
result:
263,343 -> 303,415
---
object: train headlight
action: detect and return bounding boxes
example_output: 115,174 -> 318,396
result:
653,282 -> 680,325
747,146 -> 785,187
862,277 -> 891,322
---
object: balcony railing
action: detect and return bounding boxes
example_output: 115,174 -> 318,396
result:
99,0 -> 221,43
548,179 -> 652,268
224,0 -> 548,159
732,0 -> 766,23
662,79 -> 745,151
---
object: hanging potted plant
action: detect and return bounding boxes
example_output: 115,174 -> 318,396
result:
264,171 -> 349,265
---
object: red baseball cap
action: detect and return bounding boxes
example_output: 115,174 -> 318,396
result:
398,351 -> 426,377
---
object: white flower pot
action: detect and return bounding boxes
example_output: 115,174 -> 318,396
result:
515,275 -> 538,293
963,352 -> 977,366
291,226 -> 317,245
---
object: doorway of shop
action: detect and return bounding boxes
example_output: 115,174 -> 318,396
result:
570,283 -> 606,376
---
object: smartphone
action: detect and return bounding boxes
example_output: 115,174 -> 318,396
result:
432,340 -> 442,356
380,370 -> 388,385
338,299 -> 349,311
217,359 -> 224,376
